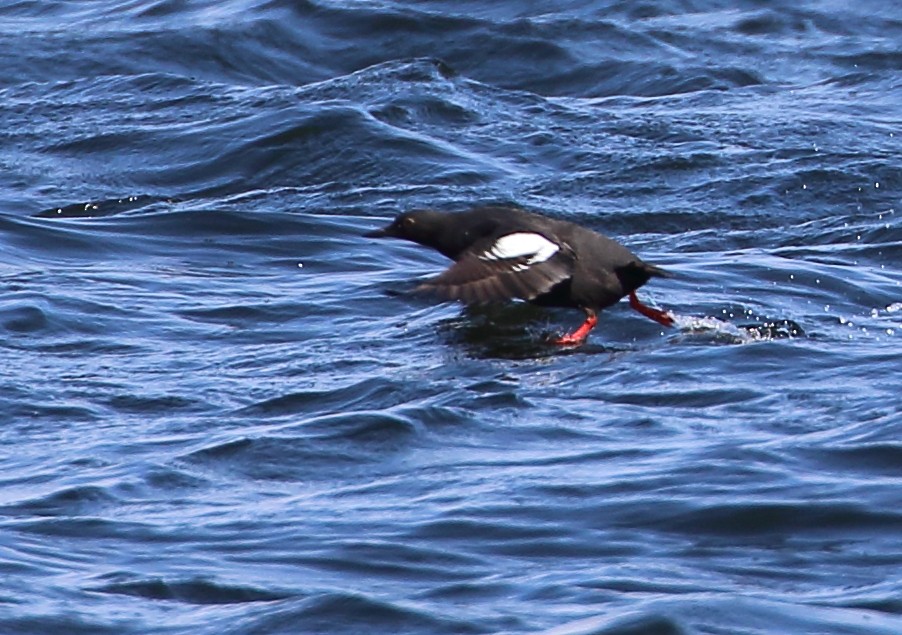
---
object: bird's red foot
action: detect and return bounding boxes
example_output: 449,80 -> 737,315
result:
553,314 -> 597,345
629,292 -> 674,327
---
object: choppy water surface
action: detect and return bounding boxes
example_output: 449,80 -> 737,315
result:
1,1 -> 900,633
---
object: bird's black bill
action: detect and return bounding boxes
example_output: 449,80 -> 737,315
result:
363,226 -> 391,238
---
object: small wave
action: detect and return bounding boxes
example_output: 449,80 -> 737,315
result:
235,377 -> 408,418
669,501 -> 902,536
0,397 -> 100,423
235,591 -> 481,635
0,485 -> 119,518
540,596 -> 902,635
102,393 -> 212,415
34,194 -> 166,219
0,300 -> 50,333
90,574 -> 289,604
306,539 -> 481,581
796,442 -> 902,477
0,615 -> 120,635
181,412 -> 418,481
539,611 -> 684,635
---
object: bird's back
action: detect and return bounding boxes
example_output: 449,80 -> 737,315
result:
467,207 -> 665,310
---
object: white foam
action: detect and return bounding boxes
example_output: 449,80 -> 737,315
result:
673,314 -> 745,338
670,314 -> 802,343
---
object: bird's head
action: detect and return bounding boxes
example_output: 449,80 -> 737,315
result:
364,210 -> 446,246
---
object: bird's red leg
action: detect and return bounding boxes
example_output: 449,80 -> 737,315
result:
554,310 -> 598,345
629,292 -> 674,327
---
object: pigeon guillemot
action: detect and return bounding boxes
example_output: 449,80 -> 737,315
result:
365,206 -> 674,344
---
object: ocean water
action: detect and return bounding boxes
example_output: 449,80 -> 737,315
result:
1,1 -> 900,633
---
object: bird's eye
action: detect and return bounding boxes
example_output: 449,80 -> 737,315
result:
403,216 -> 415,227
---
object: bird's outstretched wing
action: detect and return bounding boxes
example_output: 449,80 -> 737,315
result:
417,232 -> 575,304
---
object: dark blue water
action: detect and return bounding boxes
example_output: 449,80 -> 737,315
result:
1,1 -> 901,633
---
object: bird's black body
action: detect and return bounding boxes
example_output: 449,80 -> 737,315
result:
366,206 -> 673,343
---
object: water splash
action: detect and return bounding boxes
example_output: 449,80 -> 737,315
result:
671,313 -> 804,344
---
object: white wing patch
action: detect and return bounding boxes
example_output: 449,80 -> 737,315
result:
480,232 -> 559,266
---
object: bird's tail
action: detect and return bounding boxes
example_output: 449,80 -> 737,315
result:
614,260 -> 673,292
